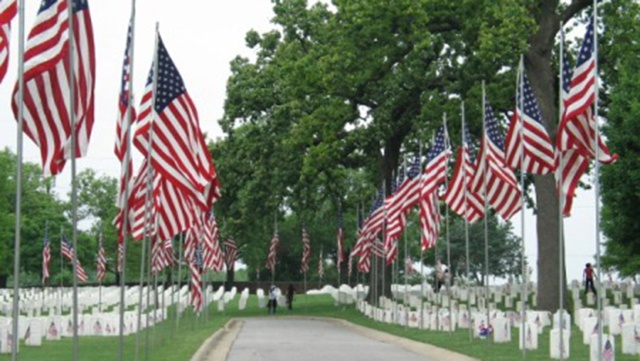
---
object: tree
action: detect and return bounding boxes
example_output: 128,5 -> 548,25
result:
599,1 -> 640,277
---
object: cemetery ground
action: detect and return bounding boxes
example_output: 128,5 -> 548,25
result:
4,290 -> 638,361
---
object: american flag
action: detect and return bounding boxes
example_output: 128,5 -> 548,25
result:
505,59 -> 555,174
42,230 -> 51,284
224,238 -> 238,272
336,203 -> 346,272
603,339 -> 614,361
471,98 -> 522,220
419,124 -> 451,250
61,235 -> 88,282
12,0 -> 95,176
353,188 -> 384,261
203,213 -> 223,272
114,20 -> 136,244
0,0 -> 16,83
443,122 -> 485,223
151,237 -> 170,275
318,250 -> 324,279
190,244 -> 203,314
556,21 -> 617,216
385,155 -> 422,264
116,242 -> 124,273
133,35 -> 219,212
96,233 -> 106,282
300,224 -> 311,273
266,231 -> 279,274
356,242 -> 371,273
347,252 -> 353,278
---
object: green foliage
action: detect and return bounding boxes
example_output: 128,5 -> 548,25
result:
599,1 -> 640,277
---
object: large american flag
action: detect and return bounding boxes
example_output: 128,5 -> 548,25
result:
556,20 -> 617,216
385,155 -> 422,264
224,238 -> 238,272
96,233 -> 106,282
133,35 -> 219,212
0,0 -> 16,83
266,231 -> 279,274
42,230 -> 51,284
505,60 -> 555,174
471,98 -> 522,220
336,203 -> 346,272
12,0 -> 95,176
442,122 -> 485,223
300,224 -> 311,273
114,20 -> 136,244
151,237 -> 170,275
419,124 -> 451,250
61,235 -> 88,282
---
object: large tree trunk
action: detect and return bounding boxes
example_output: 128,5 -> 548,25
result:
526,0 -> 591,312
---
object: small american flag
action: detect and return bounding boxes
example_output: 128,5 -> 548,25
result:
96,233 -> 106,282
42,230 -> 51,284
603,339 -> 614,361
300,224 -> 311,273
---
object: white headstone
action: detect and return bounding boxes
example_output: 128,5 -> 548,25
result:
519,323 -> 538,350
583,317 -> 599,345
550,328 -> 570,359
621,323 -> 640,355
493,318 -> 511,343
590,334 -> 615,361
25,322 -> 42,346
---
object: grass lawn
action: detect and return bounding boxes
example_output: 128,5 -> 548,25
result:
7,293 -> 638,360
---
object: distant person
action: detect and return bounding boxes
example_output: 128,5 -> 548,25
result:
268,285 -> 278,314
435,259 -> 447,293
583,263 -> 597,295
286,283 -> 295,310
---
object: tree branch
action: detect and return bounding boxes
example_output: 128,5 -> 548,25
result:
561,0 -> 594,25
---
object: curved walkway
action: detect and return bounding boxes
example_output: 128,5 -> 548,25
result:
193,317 -> 479,361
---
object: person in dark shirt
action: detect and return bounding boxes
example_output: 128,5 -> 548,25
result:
286,283 -> 295,310
583,263 -> 597,295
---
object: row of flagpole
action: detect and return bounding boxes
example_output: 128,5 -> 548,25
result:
9,1 -> 610,361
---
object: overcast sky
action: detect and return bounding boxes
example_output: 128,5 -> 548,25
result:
0,1 -> 603,285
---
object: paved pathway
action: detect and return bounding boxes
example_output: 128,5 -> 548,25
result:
225,318 -> 435,361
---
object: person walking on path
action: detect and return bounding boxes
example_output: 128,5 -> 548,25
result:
286,284 -> 295,310
583,263 -> 597,295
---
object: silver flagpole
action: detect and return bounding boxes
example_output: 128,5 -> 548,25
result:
119,1 -> 136,359
461,101 -> 472,341
169,238 -> 176,339
11,1 -> 26,360
136,22 -> 160,361
420,249 -> 424,330
558,28 -> 566,361
444,114 -> 453,333
98,233 -> 102,312
517,56 -> 528,359
176,233 -> 184,330
481,81 -> 491,341
592,4 -> 603,359
67,1 -> 80,359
